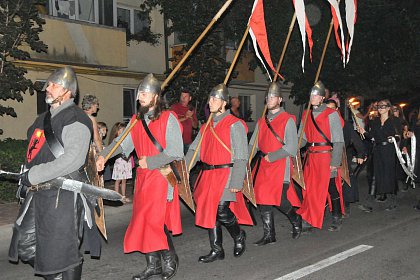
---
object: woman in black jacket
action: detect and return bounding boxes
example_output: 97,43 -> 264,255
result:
358,99 -> 402,211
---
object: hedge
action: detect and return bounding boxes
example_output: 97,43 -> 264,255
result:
0,138 -> 28,203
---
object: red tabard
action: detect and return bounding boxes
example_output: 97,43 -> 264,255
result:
124,111 -> 182,254
253,112 -> 301,207
296,108 -> 344,229
194,114 -> 253,229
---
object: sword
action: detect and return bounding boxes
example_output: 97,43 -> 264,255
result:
0,170 -> 123,201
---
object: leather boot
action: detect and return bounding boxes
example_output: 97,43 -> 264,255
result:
385,194 -> 397,211
132,252 -> 162,280
328,198 -> 343,232
225,219 -> 246,258
161,227 -> 179,280
285,208 -> 302,239
43,274 -> 62,280
198,222 -> 225,263
254,210 -> 276,246
62,263 -> 82,280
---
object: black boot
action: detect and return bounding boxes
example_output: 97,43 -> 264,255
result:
62,263 -> 82,280
198,222 -> 225,263
132,252 -> 162,280
43,274 -> 62,280
225,219 -> 246,258
285,208 -> 302,239
161,227 -> 179,280
328,198 -> 343,232
385,194 -> 397,211
254,210 -> 276,246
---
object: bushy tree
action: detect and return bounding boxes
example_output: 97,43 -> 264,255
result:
0,0 -> 47,134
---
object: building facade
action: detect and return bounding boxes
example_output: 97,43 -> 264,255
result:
2,0 -> 300,140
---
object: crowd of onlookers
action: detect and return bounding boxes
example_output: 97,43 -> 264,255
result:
326,96 -> 420,212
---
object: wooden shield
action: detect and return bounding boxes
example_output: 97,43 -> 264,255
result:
161,159 -> 195,212
86,145 -> 107,240
242,164 -> 257,207
339,147 -> 351,187
292,152 -> 306,190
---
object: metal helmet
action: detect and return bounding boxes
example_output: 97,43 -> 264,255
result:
310,80 -> 326,97
209,84 -> 229,102
137,73 -> 161,95
42,66 -> 78,96
266,81 -> 286,98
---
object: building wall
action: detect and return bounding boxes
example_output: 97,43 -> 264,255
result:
31,15 -> 127,68
1,71 -> 141,140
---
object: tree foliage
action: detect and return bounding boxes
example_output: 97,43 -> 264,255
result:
0,0 -> 47,134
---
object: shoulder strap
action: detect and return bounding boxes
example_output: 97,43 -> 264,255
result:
141,118 -> 164,152
43,111 -> 65,158
265,116 -> 285,145
209,124 -> 232,154
310,111 -> 333,146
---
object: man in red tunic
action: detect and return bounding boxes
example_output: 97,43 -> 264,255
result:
249,82 -> 302,246
170,90 -> 198,154
187,84 -> 253,263
97,74 -> 183,280
297,81 -> 345,232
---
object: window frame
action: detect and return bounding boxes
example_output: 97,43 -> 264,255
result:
115,4 -> 149,35
49,0 -> 100,24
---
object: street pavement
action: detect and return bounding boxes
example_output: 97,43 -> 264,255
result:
1,174 -> 420,280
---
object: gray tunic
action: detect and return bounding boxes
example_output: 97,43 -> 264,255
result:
248,108 -> 298,183
28,99 -> 91,184
186,110 -> 248,201
298,104 -> 344,178
100,110 -> 184,200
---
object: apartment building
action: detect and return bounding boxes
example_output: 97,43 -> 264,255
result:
2,0 -> 300,140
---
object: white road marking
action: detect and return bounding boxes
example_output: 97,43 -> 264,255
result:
275,244 -> 373,280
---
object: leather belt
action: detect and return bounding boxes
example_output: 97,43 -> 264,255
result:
306,142 -> 332,147
28,183 -> 54,192
28,167 -> 86,192
374,141 -> 390,146
308,150 -> 332,154
201,163 -> 233,170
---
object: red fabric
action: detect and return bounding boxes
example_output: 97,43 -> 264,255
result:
170,103 -> 198,144
305,16 -> 313,61
249,0 -> 283,80
124,111 -> 182,254
194,115 -> 253,229
296,108 -> 344,229
26,128 -> 46,163
253,112 -> 301,207
330,6 -> 343,57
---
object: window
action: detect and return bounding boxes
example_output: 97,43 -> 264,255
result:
98,0 -> 114,26
123,88 -> 137,122
117,5 -> 150,35
50,0 -> 99,23
238,95 -> 253,122
117,7 -> 130,30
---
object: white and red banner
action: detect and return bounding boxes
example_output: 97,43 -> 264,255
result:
248,0 -> 283,81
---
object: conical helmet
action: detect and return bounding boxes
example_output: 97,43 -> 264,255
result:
42,66 -> 78,96
310,80 -> 326,97
137,73 -> 161,95
266,81 -> 286,98
209,84 -> 229,102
